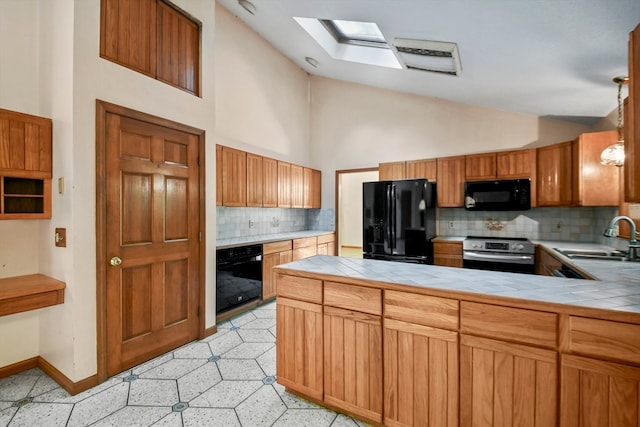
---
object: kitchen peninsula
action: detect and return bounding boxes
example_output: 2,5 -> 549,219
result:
275,255 -> 640,426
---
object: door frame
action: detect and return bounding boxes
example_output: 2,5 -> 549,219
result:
334,167 -> 378,256
95,100 -> 206,383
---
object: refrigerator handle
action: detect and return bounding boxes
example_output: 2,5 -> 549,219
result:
390,185 -> 396,250
386,185 -> 392,250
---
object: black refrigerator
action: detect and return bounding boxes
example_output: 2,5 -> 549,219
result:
363,179 -> 437,264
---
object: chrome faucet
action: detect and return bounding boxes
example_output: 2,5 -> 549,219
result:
603,216 -> 640,260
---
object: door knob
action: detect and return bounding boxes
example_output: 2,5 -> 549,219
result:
110,256 -> 122,266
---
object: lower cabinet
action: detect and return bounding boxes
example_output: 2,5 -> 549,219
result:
262,241 -> 292,300
317,232 -> 336,255
433,241 -> 463,267
384,318 -> 459,427
460,334 -> 558,427
561,354 -> 640,427
293,236 -> 318,260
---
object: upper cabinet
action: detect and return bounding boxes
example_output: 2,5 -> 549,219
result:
497,148 -> 537,179
436,156 -> 465,207
216,145 -> 222,206
303,167 -> 321,209
246,153 -> 263,207
405,158 -> 437,181
378,161 -> 405,181
262,157 -> 278,208
100,0 -> 200,95
626,23 -> 640,202
0,109 -> 53,219
537,141 -> 574,207
290,164 -> 304,209
221,146 -> 246,207
465,152 -> 496,181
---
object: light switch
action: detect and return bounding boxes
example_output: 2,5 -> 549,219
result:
55,228 -> 66,247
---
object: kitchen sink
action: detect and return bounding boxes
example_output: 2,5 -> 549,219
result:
553,247 -> 634,261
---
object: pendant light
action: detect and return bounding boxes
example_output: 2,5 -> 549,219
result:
600,76 -> 629,166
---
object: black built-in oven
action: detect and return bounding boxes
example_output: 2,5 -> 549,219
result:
216,244 -> 262,315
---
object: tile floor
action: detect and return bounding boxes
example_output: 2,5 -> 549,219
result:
0,302 -> 368,427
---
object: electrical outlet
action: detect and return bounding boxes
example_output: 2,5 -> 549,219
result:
249,219 -> 254,228
448,221 -> 455,229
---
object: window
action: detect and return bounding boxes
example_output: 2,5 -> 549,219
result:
320,19 -> 388,48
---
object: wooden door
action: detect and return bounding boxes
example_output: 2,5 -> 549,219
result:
216,144 -> 222,206
222,146 -> 246,206
379,162 -> 405,180
277,161 -> 291,207
303,167 -> 322,209
460,334 -> 558,427
262,157 -> 278,207
384,318 -> 458,427
537,141 -> 573,207
101,106 -> 201,377
246,152 -> 263,207
561,354 -> 640,427
324,305 -> 383,423
573,131 -> 619,206
627,23 -> 640,202
290,164 -> 304,208
436,156 -> 465,207
465,153 -> 497,181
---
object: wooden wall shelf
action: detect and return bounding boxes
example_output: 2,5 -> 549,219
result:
0,274 -> 65,317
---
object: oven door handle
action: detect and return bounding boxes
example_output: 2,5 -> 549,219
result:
463,251 -> 534,262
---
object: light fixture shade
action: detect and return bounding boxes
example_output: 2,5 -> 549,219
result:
600,142 -> 625,166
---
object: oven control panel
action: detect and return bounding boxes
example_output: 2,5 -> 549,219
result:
463,238 -> 534,254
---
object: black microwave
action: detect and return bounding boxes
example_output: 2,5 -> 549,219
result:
464,179 -> 531,211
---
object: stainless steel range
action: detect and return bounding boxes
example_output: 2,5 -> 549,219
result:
463,236 -> 535,274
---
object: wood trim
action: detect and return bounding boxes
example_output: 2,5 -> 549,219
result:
203,325 -> 217,338
95,99 -> 206,383
0,357 -> 39,378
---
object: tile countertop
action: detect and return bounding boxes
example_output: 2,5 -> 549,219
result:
216,230 -> 334,249
276,249 -> 640,315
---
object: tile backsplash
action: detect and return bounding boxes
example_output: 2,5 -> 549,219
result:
216,207 -> 335,240
438,206 -> 619,243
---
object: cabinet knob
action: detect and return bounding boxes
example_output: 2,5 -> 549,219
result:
110,256 -> 122,266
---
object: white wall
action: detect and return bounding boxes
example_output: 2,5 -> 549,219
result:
214,4 -> 310,165
309,77 -> 590,208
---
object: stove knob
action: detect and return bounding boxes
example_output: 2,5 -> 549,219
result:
472,243 -> 482,249
513,244 -> 524,251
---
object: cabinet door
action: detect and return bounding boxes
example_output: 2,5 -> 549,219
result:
535,247 -> 562,276
222,146 -> 246,206
324,305 -> 383,423
262,157 -> 278,208
262,249 -> 292,301
277,161 -> 291,207
497,149 -> 536,179
627,23 -> 640,202
537,141 -> 573,207
460,334 -> 558,427
379,162 -> 405,180
433,241 -> 463,268
561,354 -> 640,427
573,131 -> 620,206
216,145 -> 222,206
246,153 -> 263,207
0,108 -> 52,178
436,156 -> 465,207
276,296 -> 323,400
384,318 -> 458,427
156,1 -> 199,95
290,164 -> 304,208
406,159 -> 437,181
304,168 -> 321,208
465,153 -> 496,181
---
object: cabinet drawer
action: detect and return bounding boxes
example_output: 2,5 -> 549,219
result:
461,301 -> 557,348
433,241 -> 462,255
292,246 -> 317,261
569,316 -> 640,365
263,240 -> 292,254
316,233 -> 335,245
276,274 -> 322,304
384,290 -> 459,330
324,281 -> 381,316
293,236 -> 317,249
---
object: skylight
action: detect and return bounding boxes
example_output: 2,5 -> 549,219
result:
322,19 -> 387,46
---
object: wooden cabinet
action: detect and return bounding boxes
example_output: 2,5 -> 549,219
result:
277,161 -> 291,208
497,148 -> 536,179
290,164 -> 304,208
535,246 -> 562,276
324,282 -> 383,423
0,108 -> 53,219
405,159 -> 437,181
292,236 -> 317,260
436,156 -> 465,207
100,0 -> 200,95
221,146 -> 246,207
460,334 -> 558,427
262,157 -> 278,208
572,131 -> 619,206
384,291 -> 459,427
465,153 -> 497,181
246,153 -> 262,207
317,232 -> 336,256
627,23 -> 640,202
216,145 -> 222,206
379,162 -> 405,180
537,141 -> 573,207
303,167 -> 321,209
433,241 -> 463,268
276,274 -> 323,400
262,240 -> 292,300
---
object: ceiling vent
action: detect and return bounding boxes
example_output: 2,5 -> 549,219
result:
393,38 -> 461,76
